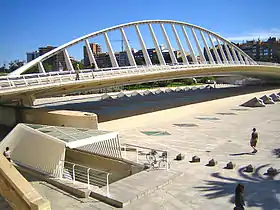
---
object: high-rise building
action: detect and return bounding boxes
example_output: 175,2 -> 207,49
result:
204,37 -> 280,63
26,51 -> 40,62
237,37 -> 280,63
83,43 -> 102,67
27,46 -> 67,71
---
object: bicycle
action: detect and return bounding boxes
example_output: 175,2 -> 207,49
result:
146,150 -> 169,169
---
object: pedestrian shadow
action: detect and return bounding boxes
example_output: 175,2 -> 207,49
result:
272,148 -> 280,158
195,164 -> 280,210
229,152 -> 254,156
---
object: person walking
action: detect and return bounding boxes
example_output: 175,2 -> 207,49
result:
3,147 -> 11,162
234,183 -> 245,210
75,63 -> 80,81
250,128 -> 258,153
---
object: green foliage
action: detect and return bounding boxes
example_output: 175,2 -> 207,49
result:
24,66 -> 39,74
177,57 -> 183,63
123,78 -> 196,90
8,60 -> 25,72
73,61 -> 84,70
43,63 -> 53,71
197,76 -> 215,83
135,57 -> 145,65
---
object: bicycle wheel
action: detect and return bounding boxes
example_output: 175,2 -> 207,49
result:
146,154 -> 156,164
158,160 -> 168,169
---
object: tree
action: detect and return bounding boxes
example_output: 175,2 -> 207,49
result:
0,64 -> 8,73
8,60 -> 25,72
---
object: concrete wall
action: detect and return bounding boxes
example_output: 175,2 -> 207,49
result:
21,108 -> 98,129
0,124 -> 65,177
0,106 -> 17,127
65,149 -> 143,183
0,154 -> 51,210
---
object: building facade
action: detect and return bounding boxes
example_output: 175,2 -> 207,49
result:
26,51 -> 40,62
237,37 -> 280,63
26,46 -> 67,71
83,43 -> 102,67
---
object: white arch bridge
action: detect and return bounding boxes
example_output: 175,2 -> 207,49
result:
1,20 -> 280,106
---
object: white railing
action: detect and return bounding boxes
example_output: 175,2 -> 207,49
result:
61,161 -> 110,196
0,61 -> 259,91
121,143 -> 169,170
257,61 -> 280,66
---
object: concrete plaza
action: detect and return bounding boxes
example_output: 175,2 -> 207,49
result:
99,88 -> 280,210
1,88 -> 280,210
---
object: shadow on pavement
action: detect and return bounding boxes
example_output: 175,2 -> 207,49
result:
272,148 -> 280,158
195,164 -> 280,210
229,152 -> 254,156
44,85 -> 280,123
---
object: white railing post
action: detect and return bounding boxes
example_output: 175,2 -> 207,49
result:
106,173 -> 110,197
59,161 -> 63,179
87,168 -> 90,189
72,164 -> 76,184
37,74 -> 42,84
166,156 -> 169,171
124,145 -> 127,158
23,75 -> 28,86
136,147 -> 139,163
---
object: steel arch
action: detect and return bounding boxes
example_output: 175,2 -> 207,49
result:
10,20 -> 256,76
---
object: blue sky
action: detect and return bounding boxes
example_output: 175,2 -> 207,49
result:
0,0 -> 279,65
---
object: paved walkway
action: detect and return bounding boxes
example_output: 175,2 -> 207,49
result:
2,88 -> 280,209
99,88 -> 280,210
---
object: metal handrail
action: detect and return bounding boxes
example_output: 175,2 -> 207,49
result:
61,160 -> 110,197
0,62 -> 276,91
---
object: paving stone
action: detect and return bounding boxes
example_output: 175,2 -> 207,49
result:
225,161 -> 235,169
175,153 -> 185,160
190,156 -> 200,163
206,158 -> 217,166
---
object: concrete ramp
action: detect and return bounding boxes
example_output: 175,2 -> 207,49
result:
90,169 -> 182,208
241,97 -> 265,107
270,93 -> 280,102
154,89 -> 163,95
0,155 -> 51,210
142,90 -> 154,96
116,92 -> 129,100
174,87 -> 184,93
130,91 -> 140,97
165,88 -> 173,93
183,87 -> 190,91
260,95 -> 275,104
190,86 -> 199,91
101,93 -> 113,101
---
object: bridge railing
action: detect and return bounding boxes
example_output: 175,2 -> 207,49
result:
0,62 -> 250,91
257,61 -> 280,66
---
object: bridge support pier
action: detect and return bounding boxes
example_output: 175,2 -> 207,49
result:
20,95 -> 35,107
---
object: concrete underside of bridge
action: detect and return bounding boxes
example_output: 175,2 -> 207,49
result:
1,65 -> 280,106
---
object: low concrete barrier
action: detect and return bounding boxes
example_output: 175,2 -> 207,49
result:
21,108 -> 98,129
0,155 -> 51,210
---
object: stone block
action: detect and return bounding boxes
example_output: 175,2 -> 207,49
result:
244,164 -> 254,172
225,162 -> 235,169
175,153 -> 185,161
207,159 -> 217,166
190,156 -> 200,163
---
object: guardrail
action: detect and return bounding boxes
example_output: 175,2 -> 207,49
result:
121,143 -> 169,170
60,161 -> 110,196
257,61 -> 280,66
0,61 -> 254,91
